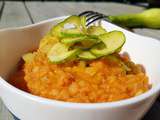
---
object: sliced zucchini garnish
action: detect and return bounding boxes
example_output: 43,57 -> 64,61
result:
61,36 -> 87,44
61,32 -> 84,38
80,16 -> 87,33
91,31 -> 126,57
40,15 -> 126,63
87,26 -> 107,35
61,29 -> 85,38
47,43 -> 80,63
78,51 -> 97,60
51,16 -> 82,37
106,55 -> 131,72
61,35 -> 99,45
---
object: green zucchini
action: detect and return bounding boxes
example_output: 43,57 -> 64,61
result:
78,51 -> 97,60
91,31 -> 125,57
47,43 -> 80,63
87,26 -> 107,35
61,35 -> 99,46
108,8 -> 160,29
51,16 -> 82,37
61,36 -> 87,45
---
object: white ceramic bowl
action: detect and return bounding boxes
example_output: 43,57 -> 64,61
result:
0,16 -> 160,120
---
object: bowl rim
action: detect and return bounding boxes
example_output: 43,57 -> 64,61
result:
0,16 -> 160,109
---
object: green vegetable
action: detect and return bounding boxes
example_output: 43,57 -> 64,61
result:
87,26 -> 107,35
91,31 -> 126,57
78,51 -> 97,60
62,28 -> 83,35
80,16 -> 87,33
45,15 -> 126,63
108,8 -> 160,28
106,55 -> 131,72
61,33 -> 84,38
61,36 -> 87,45
61,35 -> 99,46
51,16 -> 82,37
47,43 -> 80,63
61,29 -> 85,38
80,37 -> 99,49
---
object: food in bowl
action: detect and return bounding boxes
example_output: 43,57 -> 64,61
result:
9,16 -> 150,103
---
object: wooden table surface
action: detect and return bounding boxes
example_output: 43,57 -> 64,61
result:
0,1 -> 160,120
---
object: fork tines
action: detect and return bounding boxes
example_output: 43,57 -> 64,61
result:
79,11 -> 106,26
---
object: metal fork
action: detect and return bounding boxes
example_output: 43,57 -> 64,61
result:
79,11 -> 109,26
79,11 -> 133,32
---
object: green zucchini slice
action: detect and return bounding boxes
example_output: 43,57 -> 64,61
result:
47,43 -> 80,63
91,31 -> 126,57
78,51 -> 97,60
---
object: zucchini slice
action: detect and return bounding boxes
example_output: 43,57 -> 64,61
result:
80,16 -> 87,33
87,26 -> 107,35
91,31 -> 126,57
61,29 -> 85,38
78,51 -> 97,60
47,43 -> 80,63
61,36 -> 87,44
61,35 -> 99,46
51,16 -> 82,37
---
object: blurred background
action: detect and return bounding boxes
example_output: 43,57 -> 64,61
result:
6,0 -> 160,7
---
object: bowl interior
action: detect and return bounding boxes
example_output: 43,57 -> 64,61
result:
0,17 -> 64,79
0,16 -> 160,89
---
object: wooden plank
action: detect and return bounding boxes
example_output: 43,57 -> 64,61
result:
0,1 -> 3,9
26,1 -> 144,23
26,1 -> 160,40
134,28 -> 160,40
25,1 -> 74,22
0,1 -> 32,29
0,103 -> 13,120
0,1 -> 4,20
0,100 -> 13,120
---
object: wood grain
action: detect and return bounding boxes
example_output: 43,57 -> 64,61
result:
0,1 -> 32,29
25,1 -> 144,22
0,102 -> 13,120
25,1 -> 160,39
134,28 -> 160,39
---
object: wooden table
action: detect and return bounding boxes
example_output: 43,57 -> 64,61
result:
0,1 -> 160,120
